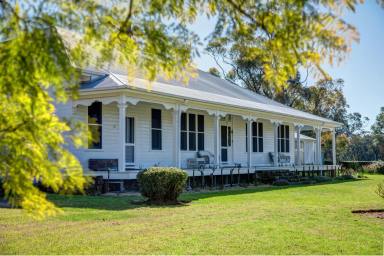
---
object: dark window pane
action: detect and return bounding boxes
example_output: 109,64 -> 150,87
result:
278,138 -> 281,152
189,132 -> 196,150
285,125 -> 289,139
285,139 -> 289,153
252,122 -> 257,137
151,109 -> 161,129
197,115 -> 204,132
88,102 -> 102,125
258,123 -> 263,137
181,113 -> 187,131
278,125 -> 281,138
88,125 -> 102,149
180,131 -> 187,150
189,114 -> 196,131
280,125 -> 285,138
221,126 -> 227,147
151,130 -> 162,150
252,137 -> 258,152
221,148 -> 228,162
228,127 -> 231,146
126,117 -> 134,143
259,138 -> 263,152
198,133 -> 204,150
245,123 -> 248,152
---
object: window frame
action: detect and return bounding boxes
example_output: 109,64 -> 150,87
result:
87,101 -> 102,149
278,124 -> 290,153
246,121 -> 263,153
151,108 -> 162,150
180,112 -> 205,151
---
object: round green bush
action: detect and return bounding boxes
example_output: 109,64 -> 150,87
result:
137,167 -> 188,204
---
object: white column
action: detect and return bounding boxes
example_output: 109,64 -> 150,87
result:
332,129 -> 336,165
272,121 -> 280,167
118,102 -> 127,172
295,124 -> 303,166
213,114 -> 220,165
173,106 -> 181,168
315,127 -> 322,165
247,119 -> 252,168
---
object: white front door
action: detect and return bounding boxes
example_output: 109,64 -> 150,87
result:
125,117 -> 135,166
220,124 -> 233,164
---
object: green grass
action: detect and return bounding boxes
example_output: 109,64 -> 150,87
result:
1,175 -> 383,254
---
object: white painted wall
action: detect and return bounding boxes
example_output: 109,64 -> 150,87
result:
55,101 -> 297,171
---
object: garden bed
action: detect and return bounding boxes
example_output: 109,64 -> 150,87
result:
352,209 -> 384,219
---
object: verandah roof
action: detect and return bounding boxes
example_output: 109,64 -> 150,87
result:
79,68 -> 342,128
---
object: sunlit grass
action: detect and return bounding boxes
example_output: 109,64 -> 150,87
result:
0,175 -> 383,254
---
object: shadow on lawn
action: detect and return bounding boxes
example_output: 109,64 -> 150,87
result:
49,178 -> 362,211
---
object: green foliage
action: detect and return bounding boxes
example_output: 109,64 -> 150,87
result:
208,67 -> 221,77
371,107 -> 384,159
272,179 -> 290,186
335,174 -> 356,181
137,167 -> 188,203
311,176 -> 333,183
376,181 -> 384,199
3,175 -> 383,254
0,0 -> 374,218
364,162 -> 384,174
206,0 -> 361,87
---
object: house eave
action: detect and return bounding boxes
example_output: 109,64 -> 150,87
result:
78,86 -> 342,129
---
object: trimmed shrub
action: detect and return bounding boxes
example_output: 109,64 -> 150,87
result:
272,179 -> 290,186
363,161 -> 384,174
335,174 -> 356,181
137,167 -> 188,204
339,168 -> 358,177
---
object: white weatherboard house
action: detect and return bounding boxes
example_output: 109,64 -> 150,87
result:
55,68 -> 341,180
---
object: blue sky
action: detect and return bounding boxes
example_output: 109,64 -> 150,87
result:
191,1 -> 384,129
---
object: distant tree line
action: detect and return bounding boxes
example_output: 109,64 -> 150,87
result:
207,51 -> 384,162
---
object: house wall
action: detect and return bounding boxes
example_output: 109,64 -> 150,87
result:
55,101 -> 296,171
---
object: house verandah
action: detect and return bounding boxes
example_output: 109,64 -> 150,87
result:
61,89 -> 339,182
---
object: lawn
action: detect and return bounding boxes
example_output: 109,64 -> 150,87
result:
0,175 -> 383,255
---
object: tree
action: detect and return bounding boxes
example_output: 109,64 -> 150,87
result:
344,112 -> 369,137
0,0 -> 368,217
372,107 -> 384,160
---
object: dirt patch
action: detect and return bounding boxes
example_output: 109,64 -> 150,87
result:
352,209 -> 384,219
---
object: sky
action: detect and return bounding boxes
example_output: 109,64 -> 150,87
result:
191,1 -> 384,129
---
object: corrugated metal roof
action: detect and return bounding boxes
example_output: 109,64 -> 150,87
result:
80,69 -> 342,126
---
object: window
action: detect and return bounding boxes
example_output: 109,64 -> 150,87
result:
88,101 -> 102,149
246,122 -> 263,153
197,115 -> 205,150
278,125 -> 290,153
252,122 -> 263,152
246,123 -> 248,152
126,117 -> 134,144
125,117 -> 135,163
180,113 -> 204,151
151,109 -> 162,150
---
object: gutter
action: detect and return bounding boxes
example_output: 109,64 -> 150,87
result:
79,77 -> 343,128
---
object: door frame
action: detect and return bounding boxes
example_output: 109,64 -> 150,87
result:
220,116 -> 233,164
125,116 -> 136,167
